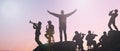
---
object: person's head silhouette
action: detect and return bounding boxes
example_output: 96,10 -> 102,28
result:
103,31 -> 106,35
88,30 -> 91,34
75,31 -> 79,35
38,21 -> 42,26
48,20 -> 52,25
61,10 -> 64,15
115,9 -> 118,13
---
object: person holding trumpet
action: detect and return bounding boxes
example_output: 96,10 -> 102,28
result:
30,20 -> 42,46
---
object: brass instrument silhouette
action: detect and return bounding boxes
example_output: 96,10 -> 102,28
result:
29,20 -> 37,26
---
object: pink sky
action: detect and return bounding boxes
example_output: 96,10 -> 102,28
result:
0,0 -> 120,51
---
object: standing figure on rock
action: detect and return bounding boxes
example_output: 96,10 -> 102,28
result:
45,20 -> 55,44
73,31 -> 85,51
86,30 -> 97,50
30,20 -> 42,46
47,9 -> 77,42
108,9 -> 119,31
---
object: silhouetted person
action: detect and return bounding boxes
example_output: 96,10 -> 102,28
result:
99,31 -> 109,48
73,31 -> 85,51
47,9 -> 77,42
108,9 -> 119,31
45,20 -> 55,44
30,20 -> 42,46
86,30 -> 97,50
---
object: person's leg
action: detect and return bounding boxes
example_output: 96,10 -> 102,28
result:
45,34 -> 48,39
87,42 -> 90,50
88,46 -> 90,50
63,27 -> 67,41
51,34 -> 54,42
48,34 -> 51,44
90,45 -> 92,49
113,21 -> 118,31
78,44 -> 80,50
78,44 -> 82,51
59,28 -> 62,42
108,22 -> 113,30
81,43 -> 84,51
35,35 -> 42,46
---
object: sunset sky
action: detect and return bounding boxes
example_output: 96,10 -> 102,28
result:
0,0 -> 120,51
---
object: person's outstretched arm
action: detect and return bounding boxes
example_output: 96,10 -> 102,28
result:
33,25 -> 36,29
109,10 -> 113,16
47,10 -> 60,17
65,9 -> 77,17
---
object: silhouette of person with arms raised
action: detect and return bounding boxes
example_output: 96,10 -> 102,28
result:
108,9 -> 119,31
30,20 -> 42,46
99,31 -> 109,48
47,9 -> 77,42
73,31 -> 85,51
86,30 -> 97,50
45,20 -> 55,44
